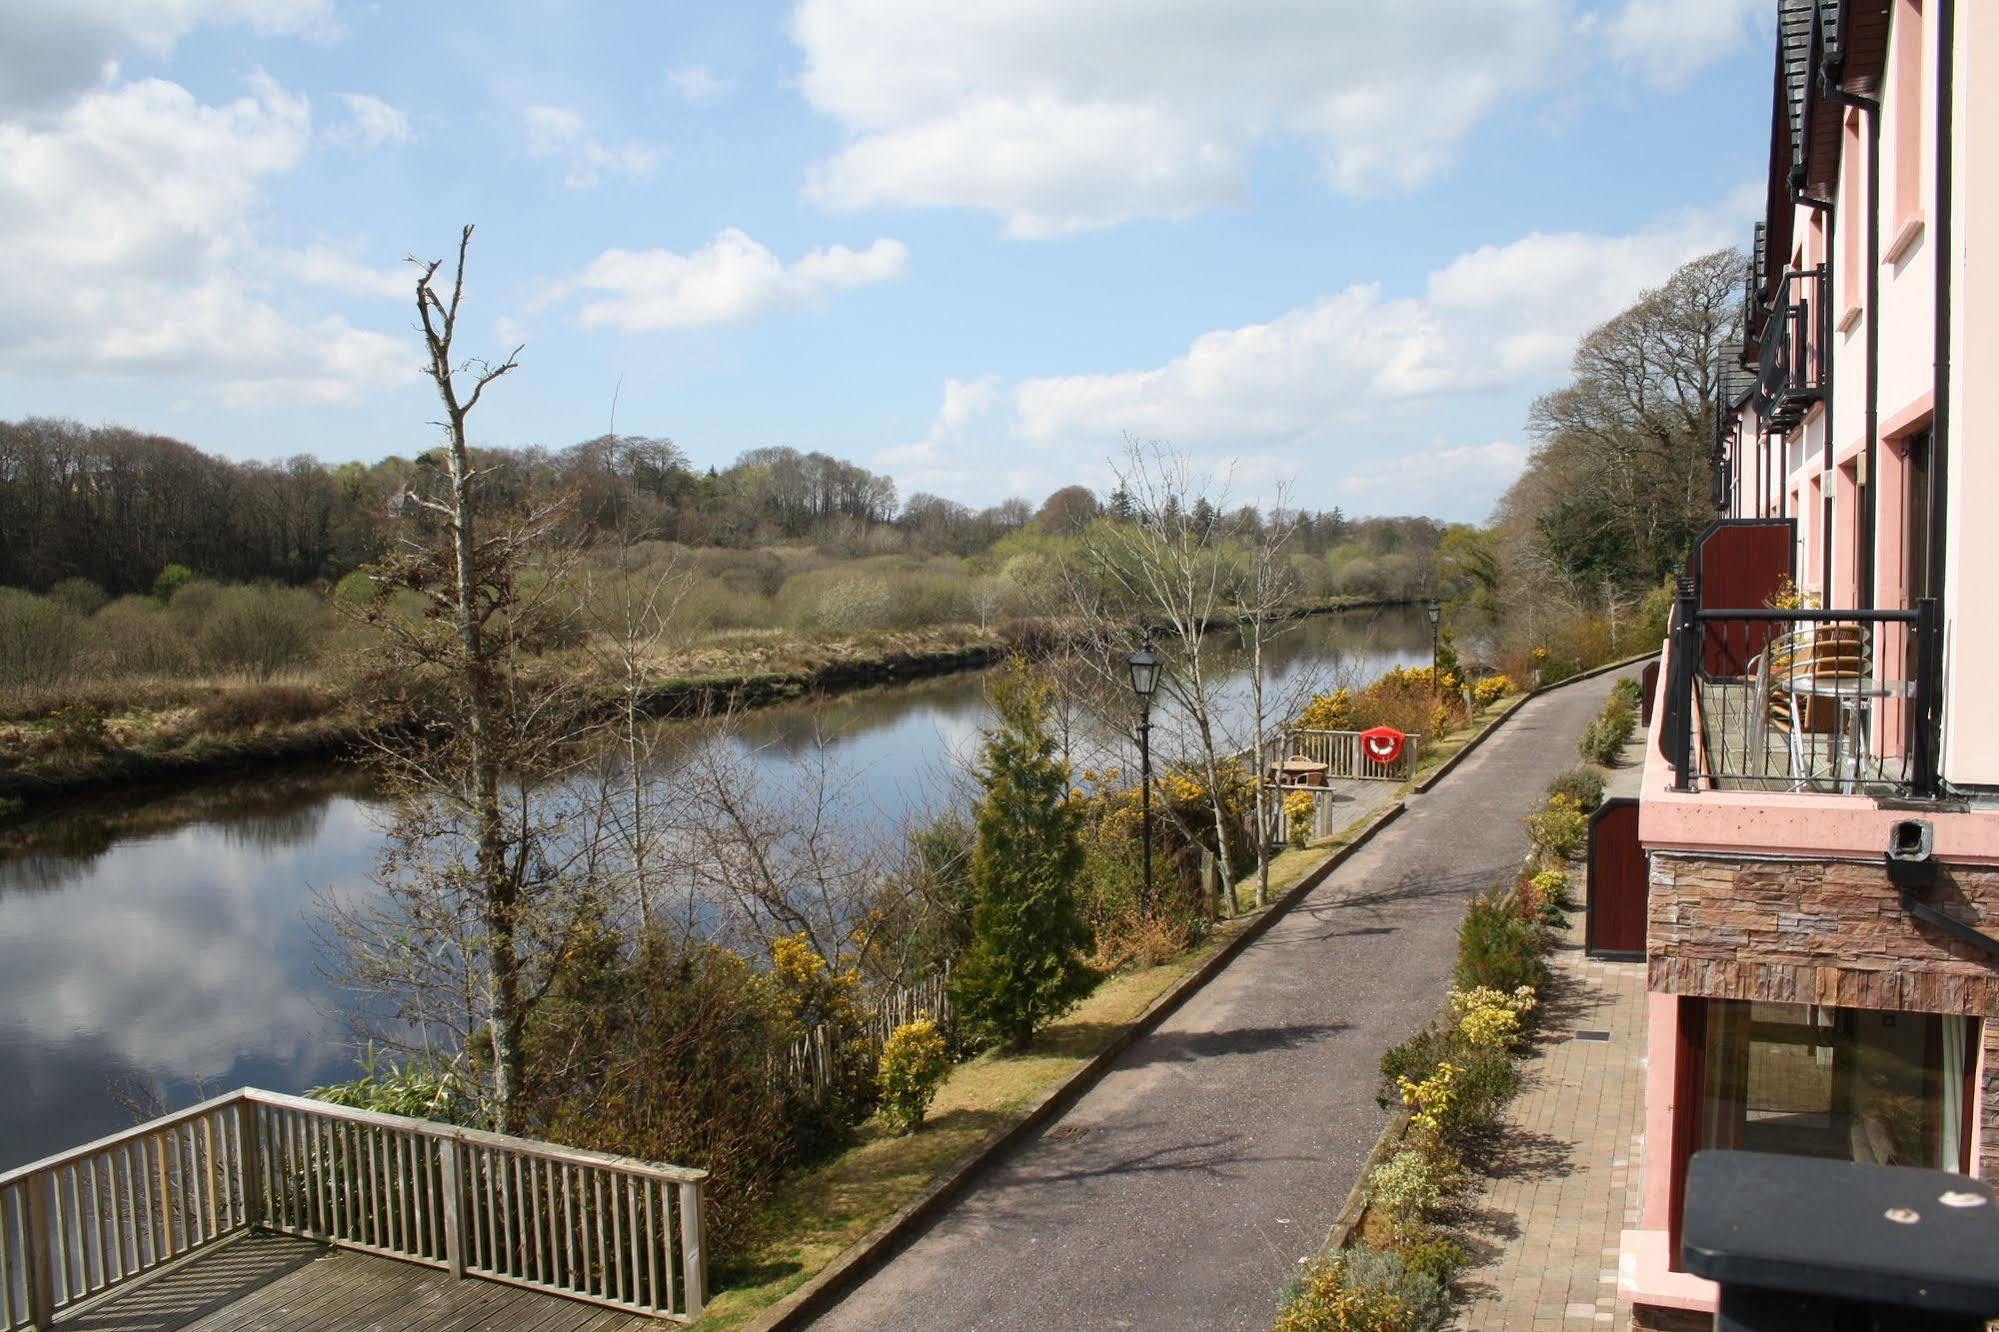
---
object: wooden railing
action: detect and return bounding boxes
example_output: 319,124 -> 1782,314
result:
0,1089 -> 708,1329
1251,728 -> 1421,784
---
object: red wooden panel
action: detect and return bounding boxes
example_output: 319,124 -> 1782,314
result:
1639,660 -> 1659,727
1668,996 -> 1707,1270
1585,798 -> 1646,958
1696,519 -> 1795,675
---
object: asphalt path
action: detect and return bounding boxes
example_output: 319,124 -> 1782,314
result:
808,667 -> 1636,1332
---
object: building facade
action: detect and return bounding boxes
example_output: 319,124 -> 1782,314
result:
1623,0 -> 1999,1317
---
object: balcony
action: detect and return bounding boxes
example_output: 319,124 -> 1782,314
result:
1749,267 -> 1828,432
1660,596 -> 1940,800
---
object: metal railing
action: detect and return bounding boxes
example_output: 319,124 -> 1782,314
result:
1751,266 -> 1829,431
1664,585 -> 1940,798
0,1089 -> 709,1329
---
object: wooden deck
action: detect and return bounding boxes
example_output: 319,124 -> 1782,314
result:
54,1233 -> 657,1332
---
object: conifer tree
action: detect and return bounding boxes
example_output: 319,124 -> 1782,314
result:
951,659 -> 1093,1051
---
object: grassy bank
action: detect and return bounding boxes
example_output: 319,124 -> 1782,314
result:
0,599 -> 1399,809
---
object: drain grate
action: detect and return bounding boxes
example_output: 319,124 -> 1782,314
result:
1571,1030 -> 1612,1042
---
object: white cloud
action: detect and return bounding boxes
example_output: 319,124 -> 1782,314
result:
331,91 -> 410,147
1345,441 -> 1532,513
1601,0 -> 1764,89
524,103 -> 659,188
667,65 -> 732,104
0,0 -> 335,114
882,195 -> 1747,516
792,0 -> 1572,235
0,74 -> 410,404
556,227 -> 909,332
277,243 -> 410,299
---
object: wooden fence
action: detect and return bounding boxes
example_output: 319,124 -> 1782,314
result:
0,1089 -> 708,1329
784,968 -> 954,1101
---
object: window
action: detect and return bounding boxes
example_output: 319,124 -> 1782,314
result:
1699,1001 -> 1970,1172
1841,110 -> 1864,323
1892,0 -> 1926,240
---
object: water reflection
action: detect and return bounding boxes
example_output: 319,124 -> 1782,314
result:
0,608 -> 1427,1167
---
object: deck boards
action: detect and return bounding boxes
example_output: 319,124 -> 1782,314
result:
55,1234 -> 659,1332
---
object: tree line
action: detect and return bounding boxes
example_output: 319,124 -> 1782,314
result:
0,416 -> 1444,600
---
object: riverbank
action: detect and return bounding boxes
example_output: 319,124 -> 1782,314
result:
0,597 -> 1405,810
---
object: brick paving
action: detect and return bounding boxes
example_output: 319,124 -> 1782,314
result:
1452,733 -> 1659,1332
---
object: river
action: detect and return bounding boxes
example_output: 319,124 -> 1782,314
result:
0,606 -> 1432,1168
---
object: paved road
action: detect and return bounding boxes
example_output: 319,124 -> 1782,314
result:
809,668 -> 1636,1332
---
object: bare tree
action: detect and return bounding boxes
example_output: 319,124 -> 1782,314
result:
1076,440 -> 1245,916
1231,483 -> 1303,908
338,225 -> 581,1131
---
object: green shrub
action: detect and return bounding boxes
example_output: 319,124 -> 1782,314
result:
1377,1024 -> 1519,1142
1545,766 -> 1605,812
333,570 -> 378,604
1454,888 -> 1549,995
311,1046 -> 474,1125
1276,1245 -> 1453,1332
876,1019 -> 952,1133
0,589 -> 92,691
96,595 -> 196,677
1369,1148 -> 1459,1225
197,584 -> 323,679
151,563 -> 195,603
1526,794 -> 1588,859
48,577 -> 107,617
1609,677 -> 1643,710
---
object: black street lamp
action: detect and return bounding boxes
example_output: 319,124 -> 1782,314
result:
1127,639 -> 1162,916
1426,599 -> 1442,695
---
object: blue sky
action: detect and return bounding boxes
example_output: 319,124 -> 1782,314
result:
0,1 -> 1773,522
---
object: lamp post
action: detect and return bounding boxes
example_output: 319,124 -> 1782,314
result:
1127,639 -> 1162,916
1426,599 -> 1442,695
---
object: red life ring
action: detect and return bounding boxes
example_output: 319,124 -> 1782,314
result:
1359,725 -> 1406,766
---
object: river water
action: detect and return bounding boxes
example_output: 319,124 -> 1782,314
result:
0,607 -> 1431,1168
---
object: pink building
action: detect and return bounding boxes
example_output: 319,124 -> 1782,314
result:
1622,0 -> 1999,1319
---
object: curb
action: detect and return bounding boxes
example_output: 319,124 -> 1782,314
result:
741,799 -> 1407,1332
1407,650 -> 1657,796
1314,1107 -> 1414,1261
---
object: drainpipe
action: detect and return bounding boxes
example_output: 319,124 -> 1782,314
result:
1928,0 -> 1955,788
1823,63 -> 1881,611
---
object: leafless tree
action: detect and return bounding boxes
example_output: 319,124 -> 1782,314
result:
333,225 -> 586,1131
1231,482 -> 1303,908
1074,440 -> 1245,915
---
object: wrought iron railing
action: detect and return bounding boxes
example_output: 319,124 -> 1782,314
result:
1751,266 -> 1829,431
0,1089 -> 709,1329
1663,584 -> 1940,798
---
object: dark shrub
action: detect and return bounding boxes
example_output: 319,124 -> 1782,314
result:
194,684 -> 335,731
1454,889 -> 1549,995
1545,766 -> 1605,812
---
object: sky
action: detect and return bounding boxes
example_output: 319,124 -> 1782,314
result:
0,1 -> 1774,523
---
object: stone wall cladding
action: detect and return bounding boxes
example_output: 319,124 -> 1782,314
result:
1986,1022 -> 1999,1184
1646,852 -> 1999,1017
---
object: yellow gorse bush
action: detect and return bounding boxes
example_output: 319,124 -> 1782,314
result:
768,932 -> 861,1034
1449,985 -> 1537,1048
1397,1060 -> 1459,1138
876,1018 -> 951,1134
1471,674 -> 1513,707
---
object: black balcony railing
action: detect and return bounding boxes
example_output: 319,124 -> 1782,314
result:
1664,585 -> 1940,798
1750,267 -> 1829,431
